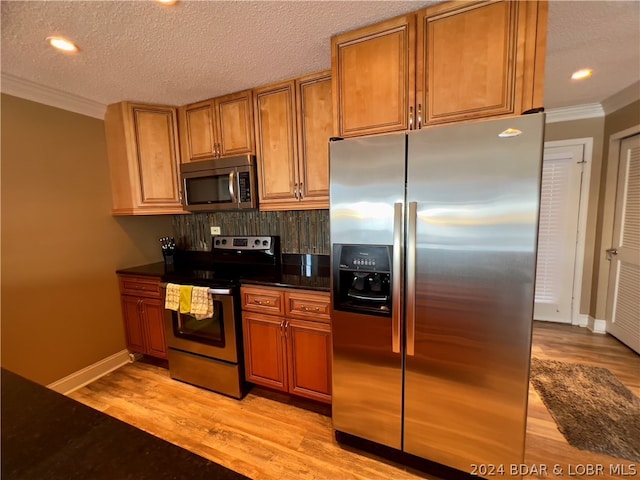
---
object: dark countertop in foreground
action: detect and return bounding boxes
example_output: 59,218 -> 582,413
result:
1,368 -> 249,480
116,261 -> 166,277
116,254 -> 331,292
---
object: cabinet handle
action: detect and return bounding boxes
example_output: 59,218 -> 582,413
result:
294,182 -> 299,200
279,320 -> 285,336
417,104 -> 422,129
299,182 -> 304,200
409,106 -> 413,130
215,143 -> 220,158
300,304 -> 320,312
283,320 -> 288,337
255,299 -> 271,306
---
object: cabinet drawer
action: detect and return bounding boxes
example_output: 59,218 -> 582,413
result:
241,286 -> 285,316
285,291 -> 330,323
119,275 -> 162,298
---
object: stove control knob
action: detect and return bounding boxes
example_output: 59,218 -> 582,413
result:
262,240 -> 268,246
215,239 -> 220,245
221,239 -> 227,245
255,239 -> 260,245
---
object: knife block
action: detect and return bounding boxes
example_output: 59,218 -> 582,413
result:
163,253 -> 175,272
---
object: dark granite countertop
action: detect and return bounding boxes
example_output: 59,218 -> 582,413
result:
240,263 -> 330,292
116,254 -> 331,292
116,261 -> 166,277
1,368 -> 249,480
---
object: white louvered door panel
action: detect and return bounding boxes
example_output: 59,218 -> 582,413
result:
607,134 -> 640,353
534,145 -> 584,323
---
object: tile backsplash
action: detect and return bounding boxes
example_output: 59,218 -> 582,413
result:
172,210 -> 329,254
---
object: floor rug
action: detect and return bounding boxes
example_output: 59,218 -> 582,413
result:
530,358 -> 640,462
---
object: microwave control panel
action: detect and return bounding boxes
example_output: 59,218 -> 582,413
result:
238,172 -> 251,202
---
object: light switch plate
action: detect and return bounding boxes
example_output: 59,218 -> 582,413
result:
210,226 -> 221,235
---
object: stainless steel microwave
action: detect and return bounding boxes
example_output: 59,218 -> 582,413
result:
180,155 -> 258,212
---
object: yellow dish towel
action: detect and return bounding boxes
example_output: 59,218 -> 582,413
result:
179,285 -> 193,314
164,283 -> 180,311
191,286 -> 214,320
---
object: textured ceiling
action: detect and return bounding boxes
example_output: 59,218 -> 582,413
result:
1,0 -> 639,113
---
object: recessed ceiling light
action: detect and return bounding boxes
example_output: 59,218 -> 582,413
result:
571,69 -> 593,80
47,36 -> 78,53
156,0 -> 178,5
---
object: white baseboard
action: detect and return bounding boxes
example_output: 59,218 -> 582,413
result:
573,313 -> 590,327
586,316 -> 607,334
47,349 -> 130,395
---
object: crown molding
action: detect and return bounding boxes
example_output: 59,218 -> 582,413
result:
545,103 -> 604,124
601,80 -> 640,115
1,73 -> 106,119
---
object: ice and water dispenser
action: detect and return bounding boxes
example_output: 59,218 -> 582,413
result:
332,244 -> 393,316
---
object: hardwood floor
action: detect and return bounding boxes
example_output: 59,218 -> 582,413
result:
69,322 -> 639,480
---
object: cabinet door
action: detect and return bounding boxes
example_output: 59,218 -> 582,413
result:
131,105 -> 183,206
121,296 -> 146,354
332,14 -> 416,137
178,100 -> 216,162
295,71 -> 332,208
253,80 -> 299,209
214,90 -> 255,157
141,297 -> 168,359
286,319 -> 332,403
417,0 -> 545,125
242,313 -> 288,391
106,102 -> 184,215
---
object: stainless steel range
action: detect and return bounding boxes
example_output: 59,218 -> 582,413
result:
161,235 -> 280,399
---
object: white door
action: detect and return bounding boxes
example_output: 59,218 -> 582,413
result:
606,134 -> 640,353
534,144 -> 585,323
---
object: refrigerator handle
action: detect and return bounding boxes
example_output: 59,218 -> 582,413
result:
392,202 -> 403,354
406,201 -> 417,356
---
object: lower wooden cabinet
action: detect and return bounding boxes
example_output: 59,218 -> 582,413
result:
118,275 -> 168,359
241,286 -> 332,403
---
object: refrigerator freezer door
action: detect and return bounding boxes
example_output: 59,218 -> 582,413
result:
330,134 -> 406,449
403,114 -> 545,472
329,135 -> 406,246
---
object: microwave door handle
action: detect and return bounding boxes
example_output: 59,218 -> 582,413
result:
228,171 -> 238,204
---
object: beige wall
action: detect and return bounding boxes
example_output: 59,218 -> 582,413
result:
544,116 -> 605,318
1,94 -> 172,385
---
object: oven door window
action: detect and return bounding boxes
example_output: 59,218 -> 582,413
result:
173,300 -> 225,347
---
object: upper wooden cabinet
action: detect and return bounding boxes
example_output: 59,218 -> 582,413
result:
296,71 -> 333,208
332,15 -> 416,137
105,102 -> 185,215
417,0 -> 547,125
332,0 -> 547,137
178,89 -> 255,162
254,71 -> 332,211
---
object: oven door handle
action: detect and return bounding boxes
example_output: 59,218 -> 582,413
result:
207,287 -> 233,295
160,283 -> 233,296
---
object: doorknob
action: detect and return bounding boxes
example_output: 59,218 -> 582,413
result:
606,248 -> 619,260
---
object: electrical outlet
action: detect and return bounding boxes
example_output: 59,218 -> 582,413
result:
210,226 -> 221,236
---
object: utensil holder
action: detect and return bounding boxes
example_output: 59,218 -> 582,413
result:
163,253 -> 175,272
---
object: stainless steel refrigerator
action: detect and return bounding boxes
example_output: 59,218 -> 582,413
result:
329,113 -> 545,474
